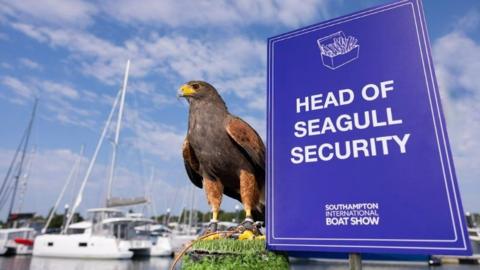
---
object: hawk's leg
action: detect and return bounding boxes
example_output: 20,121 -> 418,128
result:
236,170 -> 262,239
239,170 -> 259,224
203,178 -> 223,232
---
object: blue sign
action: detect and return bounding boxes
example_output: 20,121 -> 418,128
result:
267,0 -> 471,255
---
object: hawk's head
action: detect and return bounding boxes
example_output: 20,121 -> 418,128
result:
178,81 -> 225,106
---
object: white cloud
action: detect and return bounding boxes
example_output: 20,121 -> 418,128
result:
3,0 -> 331,30
455,9 -> 480,33
151,94 -> 177,107
19,58 -> 42,71
40,81 -> 79,100
9,23 -> 47,42
128,81 -> 178,108
147,36 -> 265,82
101,0 -> 331,28
0,62 -> 12,69
11,23 -> 267,113
0,76 -> 98,128
433,24 -> 480,211
10,23 -> 129,84
82,90 -> 100,103
124,106 -> 185,161
142,35 -> 267,110
129,81 -> 155,96
1,76 -> 34,101
246,95 -> 266,111
435,33 -> 480,97
0,0 -> 97,28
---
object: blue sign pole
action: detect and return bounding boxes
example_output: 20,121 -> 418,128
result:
267,0 -> 471,256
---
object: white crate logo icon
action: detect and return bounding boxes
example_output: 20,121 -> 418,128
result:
317,31 -> 360,70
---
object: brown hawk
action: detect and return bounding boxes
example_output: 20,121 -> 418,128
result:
179,81 -> 265,231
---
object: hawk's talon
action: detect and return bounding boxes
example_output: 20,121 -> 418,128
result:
237,218 -> 263,235
253,221 -> 264,235
208,221 -> 218,232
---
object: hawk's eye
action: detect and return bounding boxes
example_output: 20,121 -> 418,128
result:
192,84 -> 200,90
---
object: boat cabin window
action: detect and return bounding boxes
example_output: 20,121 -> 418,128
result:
89,211 -> 124,224
78,242 -> 88,247
67,228 -> 85,234
48,242 -> 53,246
7,231 -> 27,240
113,223 -> 128,240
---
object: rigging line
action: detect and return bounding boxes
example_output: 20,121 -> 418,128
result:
16,146 -> 36,213
0,157 -> 24,209
66,147 -> 84,224
0,125 -> 28,200
5,98 -> 38,219
67,144 -> 86,222
0,182 -> 14,210
0,153 -> 26,208
0,170 -> 14,209
44,145 -> 84,234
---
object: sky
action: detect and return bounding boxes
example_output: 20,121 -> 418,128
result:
0,0 -> 479,220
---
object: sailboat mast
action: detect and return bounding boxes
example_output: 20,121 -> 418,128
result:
7,98 -> 38,222
106,60 -> 130,204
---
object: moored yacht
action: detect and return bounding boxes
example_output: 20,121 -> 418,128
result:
0,227 -> 35,255
33,208 -> 153,259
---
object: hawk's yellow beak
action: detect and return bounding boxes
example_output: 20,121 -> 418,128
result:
179,84 -> 196,97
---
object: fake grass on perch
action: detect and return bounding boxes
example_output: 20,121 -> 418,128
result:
182,239 -> 289,270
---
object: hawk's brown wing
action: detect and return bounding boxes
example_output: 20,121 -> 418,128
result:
182,138 -> 203,188
225,116 -> 265,172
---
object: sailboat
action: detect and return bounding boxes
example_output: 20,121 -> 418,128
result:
33,60 -> 154,259
0,99 -> 38,255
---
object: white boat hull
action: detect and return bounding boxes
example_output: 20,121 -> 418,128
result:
0,228 -> 35,256
14,242 -> 33,255
128,239 -> 152,257
0,242 -> 9,255
149,236 -> 173,256
33,234 -> 133,259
